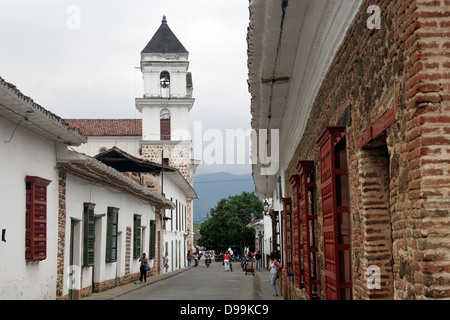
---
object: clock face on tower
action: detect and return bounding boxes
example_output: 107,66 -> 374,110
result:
160,108 -> 171,119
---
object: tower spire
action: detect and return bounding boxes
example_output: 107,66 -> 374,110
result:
162,15 -> 167,24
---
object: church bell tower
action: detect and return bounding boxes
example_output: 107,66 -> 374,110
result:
136,16 -> 198,254
136,16 -> 197,182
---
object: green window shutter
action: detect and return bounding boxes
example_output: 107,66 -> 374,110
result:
149,220 -> 156,259
133,214 -> 141,259
106,207 -> 119,263
83,203 -> 95,267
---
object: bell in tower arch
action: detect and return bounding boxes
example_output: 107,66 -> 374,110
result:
160,71 -> 170,98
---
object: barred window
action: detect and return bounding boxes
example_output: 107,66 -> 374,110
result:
106,207 -> 119,263
133,214 -> 142,259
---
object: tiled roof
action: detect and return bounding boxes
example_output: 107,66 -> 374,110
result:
142,16 -> 188,54
57,151 -> 175,210
64,119 -> 142,136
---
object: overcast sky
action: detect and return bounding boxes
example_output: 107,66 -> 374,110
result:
0,0 -> 252,175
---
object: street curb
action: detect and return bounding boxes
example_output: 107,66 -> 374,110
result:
110,267 -> 192,300
254,271 -> 263,300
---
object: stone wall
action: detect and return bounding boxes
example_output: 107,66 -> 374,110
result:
56,171 -> 66,299
142,143 -> 192,182
282,0 -> 450,300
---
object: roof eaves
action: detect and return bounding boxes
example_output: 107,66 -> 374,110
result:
57,154 -> 175,210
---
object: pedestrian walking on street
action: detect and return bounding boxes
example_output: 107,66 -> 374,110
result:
139,253 -> 149,283
267,253 -> 282,296
255,250 -> 262,271
187,251 -> 192,267
194,252 -> 199,266
163,252 -> 169,274
224,251 -> 231,271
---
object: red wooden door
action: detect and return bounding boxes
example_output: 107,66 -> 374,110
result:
317,126 -> 352,300
297,160 -> 320,300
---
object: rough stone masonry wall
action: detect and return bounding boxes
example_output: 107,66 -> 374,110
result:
142,143 -> 195,251
142,144 -> 192,182
56,171 -> 67,299
283,0 -> 450,300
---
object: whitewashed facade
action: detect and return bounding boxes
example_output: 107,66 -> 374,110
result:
0,77 -> 174,299
0,77 -> 85,299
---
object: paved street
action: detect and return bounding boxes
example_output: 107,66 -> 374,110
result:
118,260 -> 257,300
84,259 -> 282,301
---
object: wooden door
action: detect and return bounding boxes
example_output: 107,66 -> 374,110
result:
317,126 -> 352,300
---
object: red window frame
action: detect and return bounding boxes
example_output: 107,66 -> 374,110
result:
316,126 -> 352,300
289,174 -> 303,289
297,160 -> 321,300
25,176 -> 51,262
281,197 -> 293,277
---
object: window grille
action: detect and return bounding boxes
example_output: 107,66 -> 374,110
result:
106,207 -> 119,263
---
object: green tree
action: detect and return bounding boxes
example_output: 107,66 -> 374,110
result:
198,192 -> 263,253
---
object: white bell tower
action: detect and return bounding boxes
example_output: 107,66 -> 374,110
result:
136,16 -> 197,181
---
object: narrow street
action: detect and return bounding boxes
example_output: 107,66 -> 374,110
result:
117,259 -> 259,300
83,258 -> 283,301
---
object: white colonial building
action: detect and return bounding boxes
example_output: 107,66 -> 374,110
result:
0,76 -> 174,300
0,76 -> 85,299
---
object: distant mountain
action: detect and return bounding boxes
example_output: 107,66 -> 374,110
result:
192,172 -> 255,223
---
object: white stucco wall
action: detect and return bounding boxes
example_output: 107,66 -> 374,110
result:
141,53 -> 189,98
0,117 -> 60,299
141,105 -> 191,141
71,136 -> 141,158
160,174 -> 189,271
61,173 -> 157,297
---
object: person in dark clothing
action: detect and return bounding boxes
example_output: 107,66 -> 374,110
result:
139,253 -> 149,283
255,250 -> 262,271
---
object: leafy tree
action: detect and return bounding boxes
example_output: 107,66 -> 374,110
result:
198,192 -> 263,253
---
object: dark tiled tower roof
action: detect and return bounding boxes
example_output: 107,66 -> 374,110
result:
141,16 -> 188,54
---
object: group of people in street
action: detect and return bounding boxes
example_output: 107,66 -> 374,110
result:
187,250 -> 201,267
138,249 -> 281,297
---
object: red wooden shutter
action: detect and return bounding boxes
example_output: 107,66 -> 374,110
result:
316,126 -> 352,300
289,174 -> 303,289
297,160 -> 320,300
25,176 -> 51,262
282,197 -> 293,277
160,119 -> 171,140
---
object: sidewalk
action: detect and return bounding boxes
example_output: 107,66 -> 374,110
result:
254,268 -> 283,300
82,267 -> 190,300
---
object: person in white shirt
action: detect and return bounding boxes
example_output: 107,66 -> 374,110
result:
163,252 -> 169,274
267,253 -> 282,296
